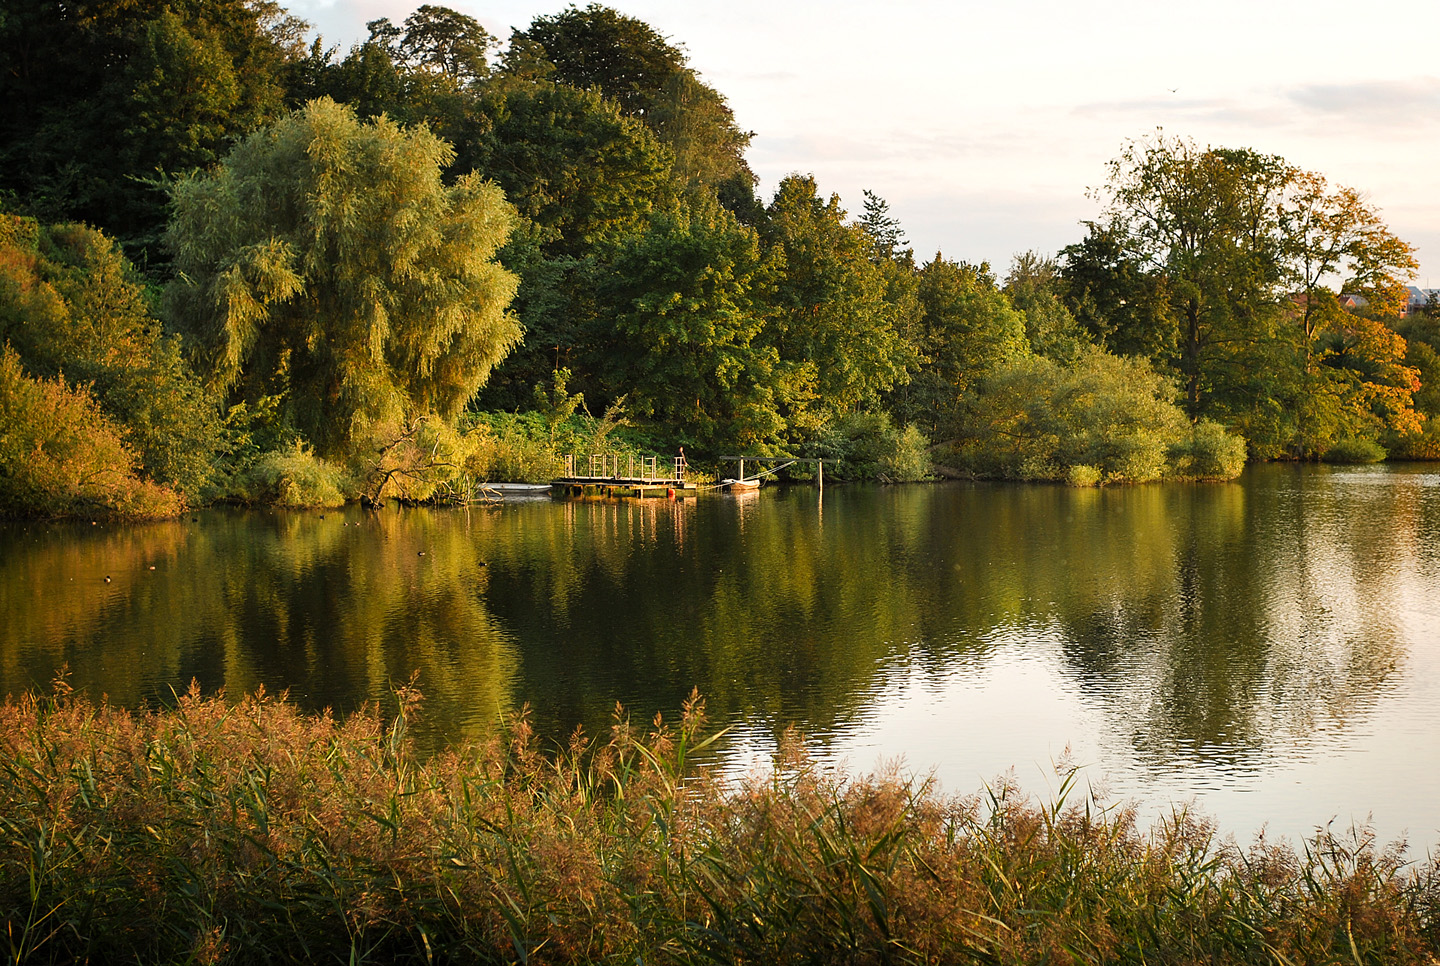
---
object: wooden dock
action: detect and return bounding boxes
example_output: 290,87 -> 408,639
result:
552,479 -> 700,498
552,453 -> 698,499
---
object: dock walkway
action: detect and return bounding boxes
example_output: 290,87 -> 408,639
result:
552,454 -> 698,498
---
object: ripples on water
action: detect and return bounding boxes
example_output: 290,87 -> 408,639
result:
2,463 -> 1438,846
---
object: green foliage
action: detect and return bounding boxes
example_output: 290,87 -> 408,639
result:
518,3 -> 687,117
236,440 -> 351,507
1004,251 -> 1089,362
1079,133 -> 1420,455
594,196 -> 784,451
1386,316 -> 1440,458
462,80 -> 674,412
1059,225 -> 1176,362
649,69 -> 755,190
1388,422 -> 1440,460
463,398 -> 656,484
1399,325 -> 1440,415
1096,135 -> 1293,419
809,412 -> 933,482
358,416 -> 473,505
462,412 -> 568,483
0,215 -> 223,499
0,0 -> 307,255
365,5 -> 495,86
165,97 -> 521,459
1323,436 -> 1387,464
474,82 -> 675,254
0,348 -> 182,518
857,189 -> 909,261
1168,420 -> 1250,480
944,347 -> 1243,484
1260,309 -> 1423,460
896,255 -> 1028,438
763,175 -> 915,435
471,221 -> 588,410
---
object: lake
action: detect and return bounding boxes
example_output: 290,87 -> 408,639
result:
3,462 -> 1438,848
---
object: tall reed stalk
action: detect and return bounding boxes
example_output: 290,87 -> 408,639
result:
1,682 -> 1436,964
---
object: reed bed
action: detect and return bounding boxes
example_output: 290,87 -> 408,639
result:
1,683 -> 1437,965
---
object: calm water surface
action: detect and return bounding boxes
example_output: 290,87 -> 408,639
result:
3,463 -> 1439,847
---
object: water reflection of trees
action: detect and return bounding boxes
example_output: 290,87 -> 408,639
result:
1042,467 -> 1410,767
478,493 -> 947,740
0,510 -> 518,750
1,467 -> 1427,766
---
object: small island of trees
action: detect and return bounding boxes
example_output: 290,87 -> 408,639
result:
1,1 -> 1434,518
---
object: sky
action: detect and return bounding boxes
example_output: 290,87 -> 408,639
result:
287,0 -> 1440,285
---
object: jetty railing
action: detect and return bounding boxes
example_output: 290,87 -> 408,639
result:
561,454 -> 687,483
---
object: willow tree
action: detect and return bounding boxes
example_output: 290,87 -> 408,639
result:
164,97 -> 520,456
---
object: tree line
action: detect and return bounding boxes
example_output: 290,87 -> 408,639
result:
1,1 -> 1434,516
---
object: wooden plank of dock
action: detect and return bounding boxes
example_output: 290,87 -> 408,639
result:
551,479 -> 700,499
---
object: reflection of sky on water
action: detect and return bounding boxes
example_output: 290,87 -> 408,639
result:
718,466 -> 1440,848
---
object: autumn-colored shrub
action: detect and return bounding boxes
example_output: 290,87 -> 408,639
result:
0,215 -> 223,499
0,348 -> 182,518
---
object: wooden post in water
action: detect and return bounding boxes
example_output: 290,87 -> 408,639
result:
818,459 -> 823,491
739,458 -> 745,482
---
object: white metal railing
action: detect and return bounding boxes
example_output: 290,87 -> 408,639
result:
560,454 -> 685,483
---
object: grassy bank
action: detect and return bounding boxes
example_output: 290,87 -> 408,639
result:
1,685 -> 1436,965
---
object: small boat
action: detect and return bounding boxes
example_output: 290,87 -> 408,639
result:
481,482 -> 554,499
484,482 -> 553,493
721,477 -> 762,492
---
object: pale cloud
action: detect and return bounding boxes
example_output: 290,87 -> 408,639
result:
899,189 -> 1096,268
1071,95 -> 1292,130
1286,77 -> 1440,128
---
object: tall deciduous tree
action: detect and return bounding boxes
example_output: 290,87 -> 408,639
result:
0,0 -> 307,257
593,197 -> 784,448
512,4 -> 753,194
1059,226 -> 1175,362
1004,251 -> 1087,362
762,175 -> 915,435
1280,170 -> 1418,344
518,4 -> 685,117
648,69 -> 753,190
1096,134 -> 1290,419
366,5 -> 495,86
898,256 -> 1029,439
164,98 -> 520,457
1088,131 -> 1421,455
462,80 -> 675,409
472,82 -> 674,255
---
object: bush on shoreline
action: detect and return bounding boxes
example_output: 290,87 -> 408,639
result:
1,685 -> 1435,965
0,348 -> 183,519
938,348 -> 1248,485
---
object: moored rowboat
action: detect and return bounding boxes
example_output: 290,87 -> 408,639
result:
721,477 -> 761,491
